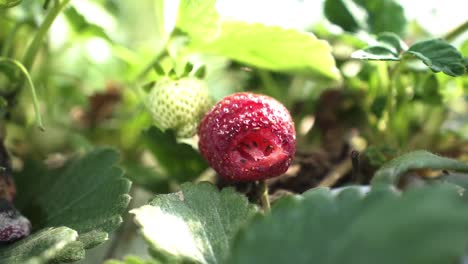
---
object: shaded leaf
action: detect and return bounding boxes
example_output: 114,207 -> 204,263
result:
131,182 -> 257,264
0,227 -> 77,264
228,185 -> 468,264
352,32 -> 405,61
372,150 -> 468,185
370,95 -> 387,118
363,146 -> 398,167
64,6 -> 112,41
122,161 -> 170,194
377,32 -> 407,53
143,127 -> 208,183
9,148 -> 131,262
406,39 -> 466,76
413,73 -> 442,104
324,0 -> 361,32
355,0 -> 406,35
323,0 -> 406,35
189,21 -> 340,79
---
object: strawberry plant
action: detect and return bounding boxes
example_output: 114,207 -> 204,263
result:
0,0 -> 468,264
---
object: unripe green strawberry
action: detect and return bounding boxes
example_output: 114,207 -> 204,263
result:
148,77 -> 212,138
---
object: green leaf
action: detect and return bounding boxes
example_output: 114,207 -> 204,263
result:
0,0 -> 21,8
189,21 -> 340,79
372,150 -> 468,185
228,185 -> 468,264
406,39 -> 466,76
352,32 -> 405,61
143,127 -> 208,183
64,6 -> 112,41
122,161 -> 170,194
376,32 -> 407,53
0,227 -> 77,264
176,0 -> 219,39
131,182 -> 257,263
352,45 -> 400,61
8,148 -> 131,263
461,40 -> 468,56
324,0 -> 361,32
175,0 -> 339,78
354,0 -> 407,35
323,0 -> 406,35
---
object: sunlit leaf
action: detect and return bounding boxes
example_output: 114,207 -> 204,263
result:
131,182 -> 257,263
189,21 -> 340,79
176,0 -> 219,39
175,0 -> 339,78
460,39 -> 468,56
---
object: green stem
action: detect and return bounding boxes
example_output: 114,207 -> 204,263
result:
444,20 -> 468,42
386,65 -> 399,121
1,21 -> 33,57
133,49 -> 169,83
259,180 -> 270,213
384,62 -> 403,146
258,70 -> 282,100
22,0 -> 71,72
0,58 -> 44,130
2,0 -> 70,130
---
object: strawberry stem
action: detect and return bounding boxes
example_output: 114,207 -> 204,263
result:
259,180 -> 270,212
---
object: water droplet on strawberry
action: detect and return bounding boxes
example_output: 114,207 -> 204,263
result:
198,92 -> 296,182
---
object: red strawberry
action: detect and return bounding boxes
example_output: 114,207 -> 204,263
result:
198,92 -> 296,182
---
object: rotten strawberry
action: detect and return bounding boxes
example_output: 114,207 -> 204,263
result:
198,92 -> 296,182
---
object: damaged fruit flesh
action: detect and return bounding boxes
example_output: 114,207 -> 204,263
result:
198,92 -> 296,182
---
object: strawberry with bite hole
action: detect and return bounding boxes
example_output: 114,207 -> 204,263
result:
198,92 -> 296,182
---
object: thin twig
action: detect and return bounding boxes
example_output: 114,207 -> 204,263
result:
258,180 -> 270,212
318,159 -> 353,187
444,20 -> 468,42
351,150 -> 362,183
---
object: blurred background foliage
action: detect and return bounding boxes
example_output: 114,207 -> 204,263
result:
0,0 -> 467,261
